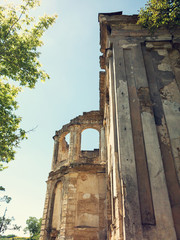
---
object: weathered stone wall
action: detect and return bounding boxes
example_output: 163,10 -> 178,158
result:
41,12 -> 180,240
40,111 -> 107,240
99,12 -> 180,240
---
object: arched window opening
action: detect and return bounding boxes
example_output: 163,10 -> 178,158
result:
81,128 -> 99,151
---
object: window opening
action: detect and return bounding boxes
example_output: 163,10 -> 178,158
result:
61,132 -> 70,152
81,128 -> 99,151
65,133 -> 70,146
58,132 -> 70,162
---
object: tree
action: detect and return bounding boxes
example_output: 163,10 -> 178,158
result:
0,81 -> 25,171
0,195 -> 20,234
24,217 -> 42,240
0,0 -> 57,170
137,0 -> 180,33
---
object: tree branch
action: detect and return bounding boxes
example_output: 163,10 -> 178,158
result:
4,1 -> 30,39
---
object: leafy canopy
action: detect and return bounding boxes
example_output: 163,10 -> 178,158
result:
0,81 -> 25,170
0,0 -> 57,169
137,0 -> 180,32
24,217 -> 42,240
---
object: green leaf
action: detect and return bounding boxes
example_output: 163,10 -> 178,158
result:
0,0 -> 57,168
137,0 -> 180,33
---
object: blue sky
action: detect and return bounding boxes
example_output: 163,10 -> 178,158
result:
1,0 -> 147,236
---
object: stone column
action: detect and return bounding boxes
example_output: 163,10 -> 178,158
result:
112,38 -> 177,239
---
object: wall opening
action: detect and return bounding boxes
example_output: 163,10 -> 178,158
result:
81,128 -> 99,151
61,132 -> 70,152
51,181 -> 62,231
65,133 -> 70,147
58,132 -> 70,162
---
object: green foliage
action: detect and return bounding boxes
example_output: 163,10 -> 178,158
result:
0,236 -> 31,240
0,197 -> 21,234
24,217 -> 41,240
0,0 -> 57,87
137,0 -> 180,33
0,214 -> 20,235
14,238 -> 28,240
0,234 -> 16,238
0,80 -> 25,170
0,237 -> 30,240
0,0 -> 57,168
14,238 -> 29,240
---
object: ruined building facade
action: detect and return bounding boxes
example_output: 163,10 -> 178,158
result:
40,12 -> 180,240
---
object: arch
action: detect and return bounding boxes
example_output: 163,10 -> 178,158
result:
50,181 -> 63,235
81,128 -> 99,151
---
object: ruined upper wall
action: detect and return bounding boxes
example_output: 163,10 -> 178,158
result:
54,111 -> 103,140
98,12 -> 180,53
98,12 -> 180,113
50,110 -> 106,173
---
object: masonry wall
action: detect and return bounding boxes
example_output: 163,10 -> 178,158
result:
99,13 -> 180,240
40,111 -> 107,240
